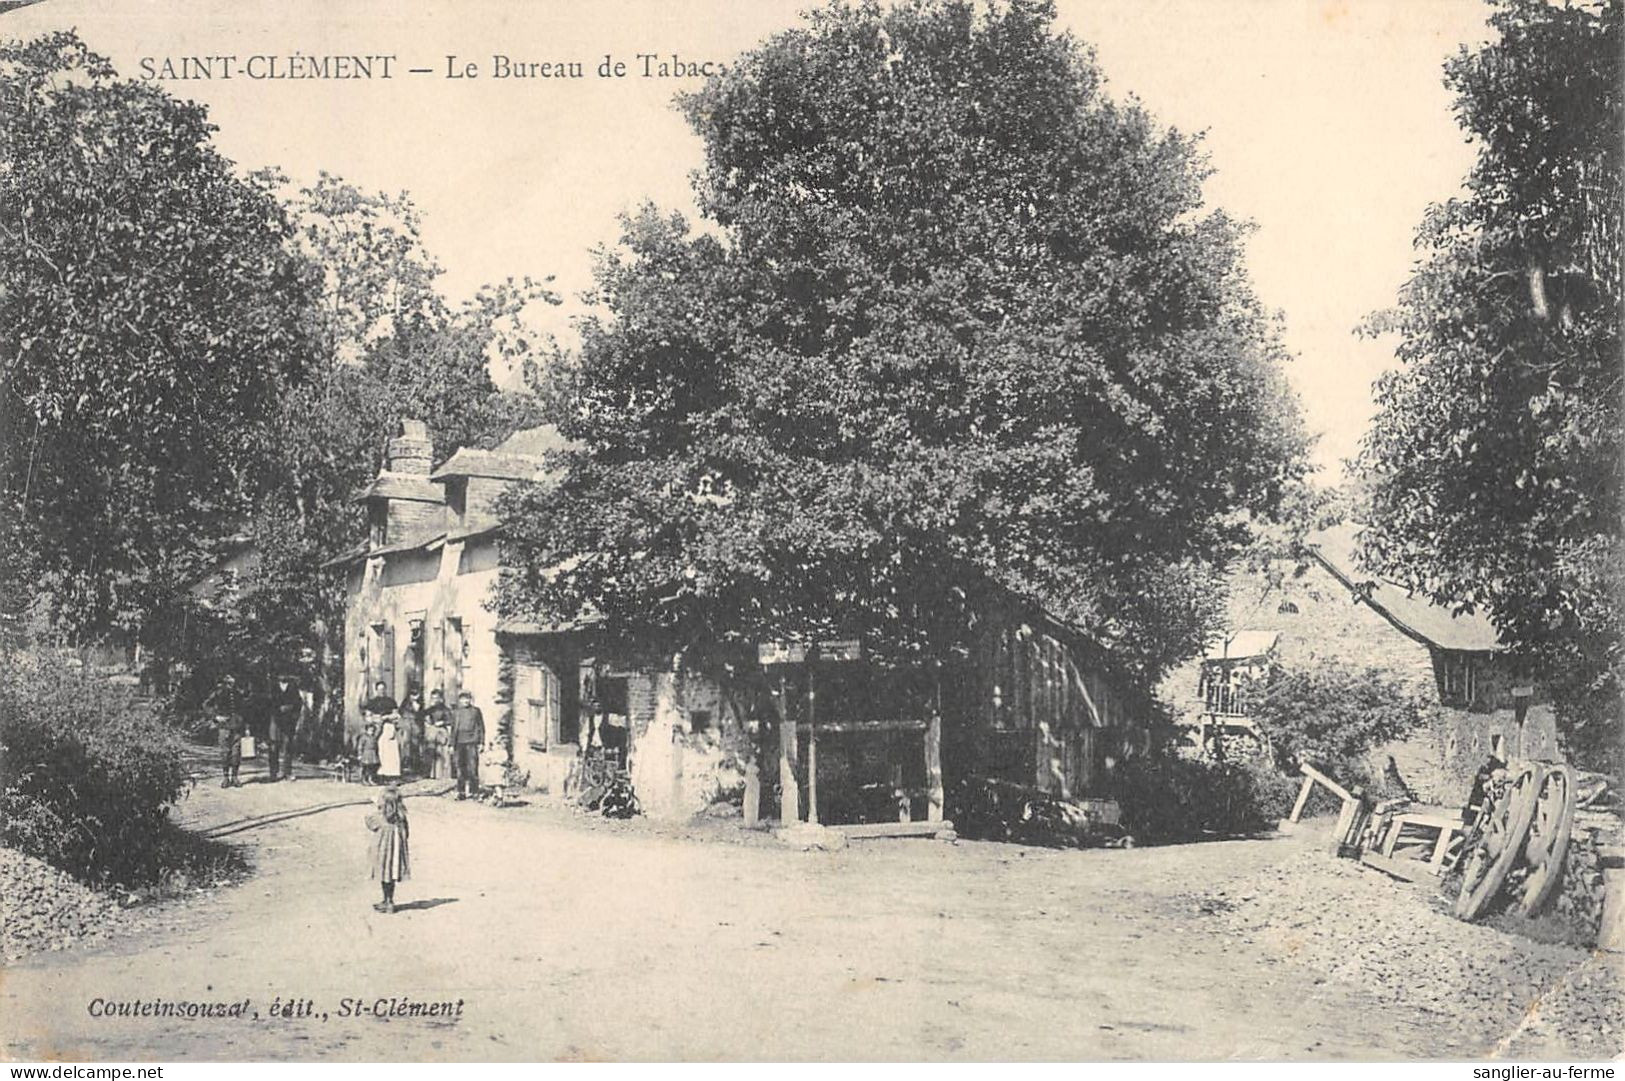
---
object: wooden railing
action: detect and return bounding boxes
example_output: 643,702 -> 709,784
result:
1204,683 -> 1248,717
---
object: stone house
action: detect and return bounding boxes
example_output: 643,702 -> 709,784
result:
328,421 -> 573,784
332,419 -> 1153,822
1160,523 -> 1561,804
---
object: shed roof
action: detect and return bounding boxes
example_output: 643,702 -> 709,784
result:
430,449 -> 543,482
496,614 -> 603,636
1305,524 -> 1503,652
494,424 -> 575,458
431,425 -> 575,482
1203,630 -> 1279,661
355,472 -> 442,504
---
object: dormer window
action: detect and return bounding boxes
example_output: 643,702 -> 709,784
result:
446,479 -> 468,524
369,503 -> 388,548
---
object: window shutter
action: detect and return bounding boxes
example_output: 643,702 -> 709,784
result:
547,668 -> 563,745
382,625 -> 396,700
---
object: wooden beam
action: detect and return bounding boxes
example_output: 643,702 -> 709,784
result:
1360,850 -> 1440,883
1328,795 -> 1361,856
1288,775 -> 1314,823
792,718 -> 928,734
1429,826 -> 1456,872
926,680 -> 944,823
807,662 -> 819,826
777,672 -> 799,824
1300,762 -> 1354,804
743,757 -> 760,828
834,820 -> 955,840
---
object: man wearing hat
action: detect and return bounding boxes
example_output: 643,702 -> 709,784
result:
265,670 -> 304,782
449,690 -> 486,800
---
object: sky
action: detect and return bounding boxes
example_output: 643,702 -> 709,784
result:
1,0 -> 1493,480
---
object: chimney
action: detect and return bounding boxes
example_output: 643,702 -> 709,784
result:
388,419 -> 433,475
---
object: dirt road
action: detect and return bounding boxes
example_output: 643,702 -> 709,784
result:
0,772 -> 1506,1061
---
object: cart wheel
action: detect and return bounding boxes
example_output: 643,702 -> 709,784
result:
1455,762 -> 1543,921
1517,761 -> 1578,917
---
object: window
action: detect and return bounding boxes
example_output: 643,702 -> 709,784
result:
404,618 -> 426,700
367,622 -> 394,699
689,709 -> 714,735
446,479 -> 467,524
1439,652 -> 1476,706
517,662 -> 563,750
359,631 -> 370,701
1277,600 -> 1300,614
444,617 -> 467,698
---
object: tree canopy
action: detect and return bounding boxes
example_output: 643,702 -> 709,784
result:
0,32 -> 318,635
500,0 -> 1308,681
0,30 -> 554,716
169,175 -> 555,723
1353,0 -> 1622,768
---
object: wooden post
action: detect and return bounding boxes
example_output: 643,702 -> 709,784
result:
892,762 -> 909,822
777,672 -> 800,824
806,662 -> 819,826
1329,795 -> 1361,857
926,669 -> 944,823
743,757 -> 760,827
1429,824 -> 1454,872
1288,775 -> 1314,823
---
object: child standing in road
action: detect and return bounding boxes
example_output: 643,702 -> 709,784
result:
366,784 -> 410,914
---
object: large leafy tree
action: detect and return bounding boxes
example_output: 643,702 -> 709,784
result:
1354,0 -> 1622,769
0,32 -> 318,637
501,0 -> 1307,682
164,176 -> 555,737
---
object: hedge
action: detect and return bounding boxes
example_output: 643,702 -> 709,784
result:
0,654 -> 191,884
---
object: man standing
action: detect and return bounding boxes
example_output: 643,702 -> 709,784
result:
204,674 -> 244,788
266,671 -> 303,782
450,690 -> 485,800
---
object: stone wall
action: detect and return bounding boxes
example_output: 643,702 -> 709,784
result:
624,670 -> 745,820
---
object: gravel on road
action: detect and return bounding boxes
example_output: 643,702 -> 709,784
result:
1190,845 -> 1623,1060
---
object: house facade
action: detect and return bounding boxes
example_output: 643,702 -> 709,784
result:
334,419 -> 1152,823
332,421 -> 566,781
1161,524 -> 1560,804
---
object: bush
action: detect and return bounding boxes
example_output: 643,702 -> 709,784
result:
1246,657 -> 1426,779
1115,755 -> 1297,843
0,653 -> 191,884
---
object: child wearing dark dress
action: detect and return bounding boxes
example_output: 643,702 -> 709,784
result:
355,721 -> 381,786
366,784 -> 410,913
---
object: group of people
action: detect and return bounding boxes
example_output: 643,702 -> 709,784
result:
352,682 -> 487,800
204,671 -> 306,788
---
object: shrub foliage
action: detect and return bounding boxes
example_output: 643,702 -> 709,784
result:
1246,657 -> 1426,782
0,655 -> 191,884
1114,755 -> 1298,843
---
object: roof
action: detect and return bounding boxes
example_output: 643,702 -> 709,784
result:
1305,524 -> 1503,652
430,449 -> 544,482
355,471 -> 442,504
1203,630 -> 1279,661
431,425 -> 575,482
496,614 -> 603,636
494,424 -> 574,458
